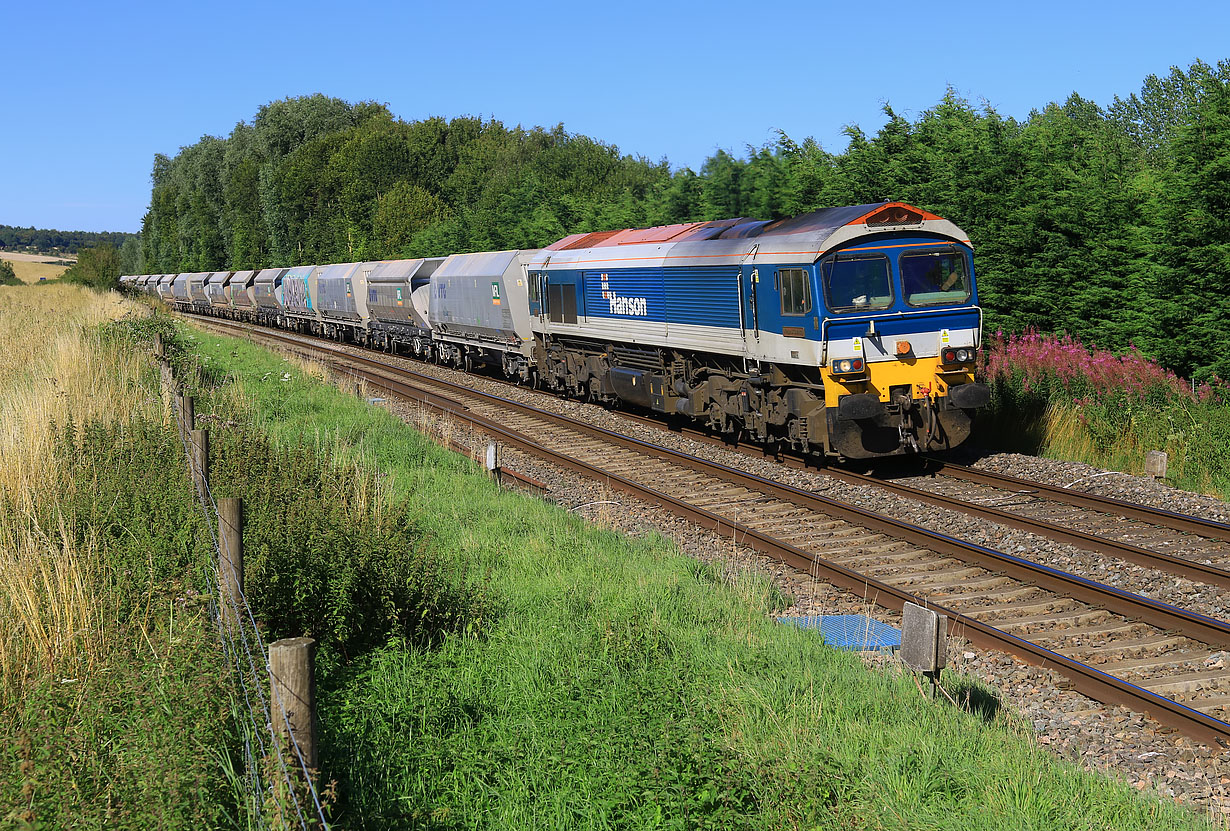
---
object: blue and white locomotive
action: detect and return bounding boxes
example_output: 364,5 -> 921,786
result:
130,200 -> 989,460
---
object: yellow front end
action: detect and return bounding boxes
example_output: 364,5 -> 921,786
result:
819,355 -> 987,459
821,357 -> 976,408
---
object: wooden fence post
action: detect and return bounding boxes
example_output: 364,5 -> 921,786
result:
190,428 -> 209,496
269,637 -> 318,776
218,497 -> 243,628
182,395 -> 195,434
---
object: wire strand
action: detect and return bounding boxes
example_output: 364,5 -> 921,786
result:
172,389 -> 330,829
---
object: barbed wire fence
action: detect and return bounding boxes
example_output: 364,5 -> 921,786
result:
161,357 -> 330,830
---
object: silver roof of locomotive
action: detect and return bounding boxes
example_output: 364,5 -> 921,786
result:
528,203 -> 970,271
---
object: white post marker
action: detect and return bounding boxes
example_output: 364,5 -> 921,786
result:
486,441 -> 500,483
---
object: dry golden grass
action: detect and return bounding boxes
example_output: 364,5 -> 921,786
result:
0,255 -> 70,284
0,520 -> 101,697
0,283 -> 151,698
0,285 -> 154,511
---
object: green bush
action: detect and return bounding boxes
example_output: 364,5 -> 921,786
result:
60,245 -> 122,291
53,417 -> 213,615
207,428 -> 488,664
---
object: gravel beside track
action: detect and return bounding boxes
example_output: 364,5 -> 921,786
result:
188,319 -> 1230,820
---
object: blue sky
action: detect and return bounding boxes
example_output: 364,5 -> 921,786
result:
3,0 -> 1227,233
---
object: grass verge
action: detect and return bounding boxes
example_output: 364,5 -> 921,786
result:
176,317 -> 1214,830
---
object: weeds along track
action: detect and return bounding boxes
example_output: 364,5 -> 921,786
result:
185,315 -> 1230,746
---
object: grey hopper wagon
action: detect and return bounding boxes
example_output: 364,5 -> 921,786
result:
186,272 -> 214,306
224,270 -> 257,313
252,268 -> 289,323
280,265 -> 321,327
361,258 -> 444,353
169,273 -> 191,303
204,271 -> 234,309
428,250 -> 535,371
315,262 -> 364,323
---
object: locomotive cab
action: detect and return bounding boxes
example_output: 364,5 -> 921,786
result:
818,233 -> 989,458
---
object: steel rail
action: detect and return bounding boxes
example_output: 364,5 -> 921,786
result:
924,459 -> 1230,543
186,315 -> 1230,745
608,407 -> 1230,589
817,467 -> 1230,589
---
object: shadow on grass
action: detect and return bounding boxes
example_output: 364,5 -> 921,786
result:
943,674 -> 1003,724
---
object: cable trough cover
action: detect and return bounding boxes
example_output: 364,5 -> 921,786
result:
778,615 -> 902,652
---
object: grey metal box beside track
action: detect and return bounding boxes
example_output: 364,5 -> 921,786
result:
901,602 -> 947,673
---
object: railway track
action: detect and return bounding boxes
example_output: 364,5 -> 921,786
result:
604,405 -> 1230,590
184,314 -> 1230,746
529,384 -> 1230,590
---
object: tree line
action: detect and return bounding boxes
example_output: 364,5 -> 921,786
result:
139,61 -> 1230,381
0,224 -> 137,255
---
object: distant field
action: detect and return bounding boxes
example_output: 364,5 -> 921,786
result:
0,255 -> 69,283
0,251 -> 76,264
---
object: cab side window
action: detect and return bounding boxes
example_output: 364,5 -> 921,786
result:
778,268 -> 811,316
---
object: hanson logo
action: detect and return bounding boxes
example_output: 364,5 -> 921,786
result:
600,273 -> 648,318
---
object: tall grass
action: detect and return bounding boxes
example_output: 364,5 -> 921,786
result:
978,328 -> 1230,497
0,284 -> 151,693
0,284 -> 156,515
0,519 -> 99,697
0,287 -> 232,827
